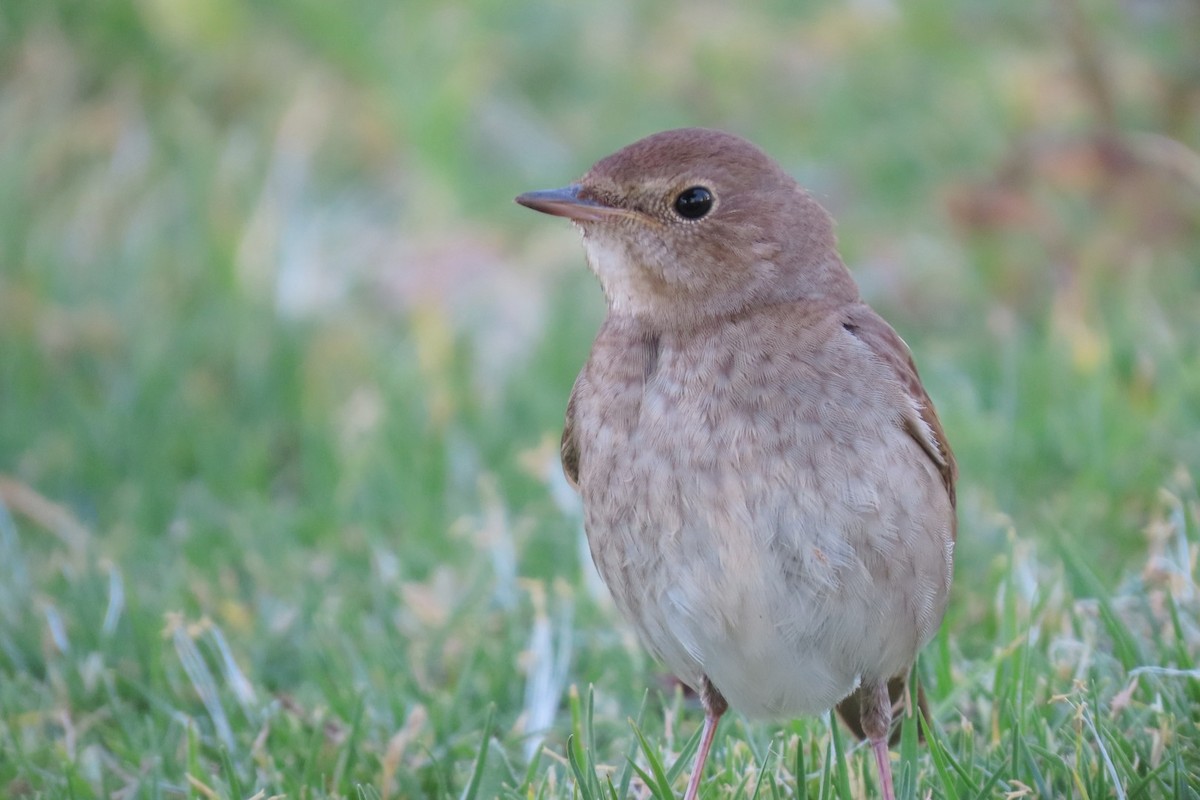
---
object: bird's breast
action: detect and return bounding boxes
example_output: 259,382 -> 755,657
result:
571,312 -> 953,717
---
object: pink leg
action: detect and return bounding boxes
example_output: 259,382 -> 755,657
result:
682,678 -> 728,800
861,679 -> 897,800
871,735 -> 896,800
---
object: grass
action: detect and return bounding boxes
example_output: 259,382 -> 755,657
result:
2,0 -> 1200,797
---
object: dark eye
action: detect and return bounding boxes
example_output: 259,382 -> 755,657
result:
673,186 -> 714,220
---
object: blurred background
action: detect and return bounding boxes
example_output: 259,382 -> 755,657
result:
1,0 -> 1198,797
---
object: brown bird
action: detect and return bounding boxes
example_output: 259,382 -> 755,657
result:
516,128 -> 956,800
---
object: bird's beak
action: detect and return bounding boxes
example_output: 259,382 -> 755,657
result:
515,184 -> 627,222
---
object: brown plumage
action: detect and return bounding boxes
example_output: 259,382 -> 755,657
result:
517,128 -> 956,800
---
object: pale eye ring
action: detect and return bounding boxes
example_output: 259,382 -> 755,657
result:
673,186 -> 714,220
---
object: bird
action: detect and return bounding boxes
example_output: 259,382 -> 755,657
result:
515,128 -> 956,800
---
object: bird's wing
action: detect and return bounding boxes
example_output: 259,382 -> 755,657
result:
835,305 -> 956,741
842,306 -> 958,518
561,385 -> 581,490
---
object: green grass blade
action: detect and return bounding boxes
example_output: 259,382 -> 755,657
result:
794,735 -> 807,800
828,712 -> 853,800
919,709 -> 963,800
460,704 -> 495,800
666,720 -> 704,785
631,718 -> 677,799
617,691 -> 650,800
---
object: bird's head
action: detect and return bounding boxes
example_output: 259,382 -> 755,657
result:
516,128 -> 857,329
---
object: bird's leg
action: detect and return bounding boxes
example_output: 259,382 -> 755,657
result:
682,677 -> 727,800
859,679 -> 896,800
